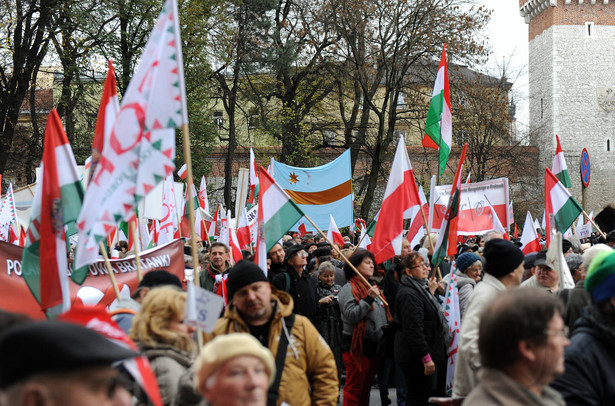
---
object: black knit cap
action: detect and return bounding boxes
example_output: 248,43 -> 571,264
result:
0,321 -> 138,389
138,270 -> 182,289
483,238 -> 525,278
227,260 -> 268,299
284,244 -> 306,265
312,246 -> 331,259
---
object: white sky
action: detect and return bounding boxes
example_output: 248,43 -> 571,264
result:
482,0 -> 530,136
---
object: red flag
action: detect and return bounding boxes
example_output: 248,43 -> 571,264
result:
520,211 -> 541,254
327,214 -> 345,247
236,208 -> 251,249
298,220 -> 308,237
513,223 -> 518,240
369,136 -> 421,263
58,304 -> 163,406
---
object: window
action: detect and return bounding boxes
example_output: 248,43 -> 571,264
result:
323,130 -> 336,144
213,111 -> 223,130
585,22 -> 594,38
396,93 -> 407,110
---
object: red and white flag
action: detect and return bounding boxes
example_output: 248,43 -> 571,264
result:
75,0 -> 187,276
369,135 -> 421,263
198,176 -> 210,215
247,147 -> 259,206
488,201 -> 509,240
298,220 -> 308,237
520,211 -> 541,254
177,164 -> 188,180
236,208 -> 251,249
89,60 -> 120,185
158,175 -> 180,245
0,183 -> 17,241
327,214 -> 345,247
406,185 -> 429,245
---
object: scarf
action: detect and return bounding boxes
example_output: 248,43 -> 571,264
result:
349,277 -> 392,367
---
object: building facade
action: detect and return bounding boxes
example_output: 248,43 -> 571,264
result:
520,0 -> 615,218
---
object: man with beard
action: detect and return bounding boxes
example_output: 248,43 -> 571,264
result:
206,260 -> 338,406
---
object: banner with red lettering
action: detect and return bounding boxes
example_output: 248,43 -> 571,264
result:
429,178 -> 510,236
0,239 -> 185,319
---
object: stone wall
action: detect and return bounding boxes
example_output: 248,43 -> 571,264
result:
528,7 -> 615,215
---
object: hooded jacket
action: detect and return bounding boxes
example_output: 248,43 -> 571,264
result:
206,290 -> 339,406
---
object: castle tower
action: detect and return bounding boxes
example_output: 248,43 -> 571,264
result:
520,0 -> 615,215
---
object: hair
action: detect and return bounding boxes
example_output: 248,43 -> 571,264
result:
318,261 -> 336,275
209,242 -> 228,253
340,247 -> 355,259
400,251 -> 425,278
241,250 -> 254,261
130,286 -> 194,353
483,230 -> 502,243
479,288 -> 564,370
343,249 -> 375,280
184,254 -> 193,267
267,243 -> 282,259
565,254 -> 583,278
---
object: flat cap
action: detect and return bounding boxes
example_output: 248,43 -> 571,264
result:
0,321 -> 138,389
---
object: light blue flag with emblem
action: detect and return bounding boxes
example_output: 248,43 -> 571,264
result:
272,150 -> 353,231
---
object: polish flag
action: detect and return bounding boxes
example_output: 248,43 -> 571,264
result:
407,185 -> 429,244
198,176 -> 210,215
488,201 -> 509,240
327,214 -> 345,247
177,164 -> 188,180
520,211 -> 541,254
236,208 -> 251,249
368,135 -> 421,263
298,220 -> 308,237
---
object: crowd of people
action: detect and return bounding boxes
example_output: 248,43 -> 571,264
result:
1,228 -> 615,406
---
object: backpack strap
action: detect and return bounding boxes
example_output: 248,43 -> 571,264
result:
267,313 -> 296,406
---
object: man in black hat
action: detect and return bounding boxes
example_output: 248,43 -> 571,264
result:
453,238 -> 525,397
0,321 -> 138,406
271,245 -> 318,323
206,260 -> 338,406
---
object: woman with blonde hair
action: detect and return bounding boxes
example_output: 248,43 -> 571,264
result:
130,285 -> 202,406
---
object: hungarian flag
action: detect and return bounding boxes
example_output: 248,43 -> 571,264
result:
247,147 -> 259,207
75,0 -> 187,278
254,168 -> 304,273
544,168 -> 583,245
89,60 -> 120,186
59,304 -> 163,406
369,135 -> 421,263
0,182 -> 17,241
358,224 -> 371,249
552,135 -> 571,188
327,214 -> 345,247
422,46 -> 452,176
432,143 -> 468,269
180,183 -> 199,238
22,110 -> 85,314
520,211 -> 541,254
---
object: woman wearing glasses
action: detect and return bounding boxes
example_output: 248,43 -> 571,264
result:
394,251 -> 449,406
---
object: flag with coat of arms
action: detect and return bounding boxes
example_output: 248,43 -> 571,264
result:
75,0 -> 188,277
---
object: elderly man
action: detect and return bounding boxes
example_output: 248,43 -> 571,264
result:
521,250 -> 561,293
550,249 -> 615,405
464,288 -> 568,405
453,239 -> 525,397
206,260 -> 338,406
0,321 -> 138,406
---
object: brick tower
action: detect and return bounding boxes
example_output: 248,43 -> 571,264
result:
520,0 -> 615,215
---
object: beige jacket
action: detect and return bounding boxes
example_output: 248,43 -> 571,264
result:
453,273 -> 507,397
205,291 -> 339,406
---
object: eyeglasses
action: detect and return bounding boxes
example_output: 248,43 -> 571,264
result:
410,263 -> 429,269
296,251 -> 308,258
543,326 -> 569,338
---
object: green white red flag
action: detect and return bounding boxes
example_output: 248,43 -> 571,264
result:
544,167 -> 583,245
552,135 -> 571,188
22,110 -> 85,314
422,46 -> 452,176
369,135 -> 422,263
432,143 -> 468,269
75,0 -> 187,275
520,211 -> 541,254
254,168 -> 304,273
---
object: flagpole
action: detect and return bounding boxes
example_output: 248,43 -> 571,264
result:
181,124 -> 201,289
302,214 -> 389,307
130,220 -> 144,282
583,210 -> 606,239
98,242 -> 121,300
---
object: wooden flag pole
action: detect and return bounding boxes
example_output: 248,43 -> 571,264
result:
99,242 -> 121,300
583,210 -> 606,239
130,220 -> 144,282
181,123 -> 201,289
303,214 -> 388,307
